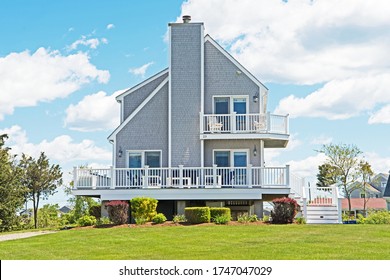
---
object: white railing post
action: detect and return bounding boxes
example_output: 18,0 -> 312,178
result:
285,165 -> 290,187
73,167 -> 78,189
143,165 -> 149,188
336,187 -> 343,223
260,167 -> 264,187
110,166 -> 115,189
213,164 -> 217,188
247,164 -> 252,188
302,186 -> 307,221
232,112 -> 236,133
179,165 -> 184,188
267,112 -> 271,132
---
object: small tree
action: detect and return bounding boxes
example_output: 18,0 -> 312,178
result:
19,152 -> 63,229
317,143 -> 362,212
0,134 -> 26,232
356,161 -> 374,216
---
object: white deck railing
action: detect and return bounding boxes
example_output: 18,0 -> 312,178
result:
73,165 -> 291,190
302,186 -> 339,206
201,112 -> 289,135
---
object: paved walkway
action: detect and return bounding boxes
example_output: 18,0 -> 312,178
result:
0,231 -> 56,242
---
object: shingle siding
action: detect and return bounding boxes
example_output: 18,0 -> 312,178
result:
204,139 -> 262,167
116,83 -> 168,168
170,23 -> 203,167
204,41 -> 260,114
123,72 -> 168,120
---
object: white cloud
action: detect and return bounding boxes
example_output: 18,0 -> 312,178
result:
64,89 -> 125,132
181,0 -> 390,123
0,125 -> 111,163
287,153 -> 327,179
264,133 -> 302,164
68,35 -> 108,50
129,62 -> 154,77
275,73 -> 390,120
0,48 -> 110,120
106,23 -> 115,30
368,104 -> 390,124
363,152 -> 390,174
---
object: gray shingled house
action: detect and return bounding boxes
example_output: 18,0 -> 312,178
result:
72,16 -> 303,220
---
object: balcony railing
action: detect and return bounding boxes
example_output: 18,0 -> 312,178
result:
200,112 -> 289,134
73,165 -> 291,190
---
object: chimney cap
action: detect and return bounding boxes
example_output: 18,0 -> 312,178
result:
182,15 -> 191,23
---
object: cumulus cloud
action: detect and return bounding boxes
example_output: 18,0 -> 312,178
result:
64,89 -> 125,132
0,48 -> 110,120
106,23 -> 115,30
368,105 -> 390,124
180,0 -> 390,123
0,125 -> 111,163
129,62 -> 154,77
310,135 -> 333,145
68,35 -> 108,50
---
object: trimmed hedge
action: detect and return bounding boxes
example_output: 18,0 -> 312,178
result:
185,207 -> 211,224
210,207 -> 231,222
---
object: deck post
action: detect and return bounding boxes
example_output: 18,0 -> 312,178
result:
247,164 -> 252,188
73,167 -> 78,189
144,165 -> 149,188
213,164 -> 217,188
286,165 -> 290,187
110,166 -> 115,189
179,165 -> 184,188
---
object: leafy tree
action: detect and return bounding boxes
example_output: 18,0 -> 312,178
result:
316,163 -> 339,188
0,134 -> 26,232
19,152 -> 63,229
356,161 -> 374,216
37,204 -> 61,228
317,143 -> 362,212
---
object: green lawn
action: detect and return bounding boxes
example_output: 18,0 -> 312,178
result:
1,224 -> 390,260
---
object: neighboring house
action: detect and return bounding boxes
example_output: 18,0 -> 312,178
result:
72,16 -> 303,220
349,182 -> 382,199
59,206 -> 72,214
384,173 -> 390,210
370,173 -> 389,197
342,198 -> 388,214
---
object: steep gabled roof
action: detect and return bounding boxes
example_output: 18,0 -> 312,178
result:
204,34 -> 268,92
384,173 -> 390,197
108,76 -> 169,141
116,68 -> 169,102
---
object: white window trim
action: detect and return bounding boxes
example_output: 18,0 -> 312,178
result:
212,95 -> 249,115
126,150 -> 162,168
212,149 -> 250,167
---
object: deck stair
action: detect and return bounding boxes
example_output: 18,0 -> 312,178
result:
302,187 -> 342,224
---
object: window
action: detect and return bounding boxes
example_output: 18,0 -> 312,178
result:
127,151 -> 161,168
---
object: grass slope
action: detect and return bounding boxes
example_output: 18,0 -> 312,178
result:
1,224 -> 390,260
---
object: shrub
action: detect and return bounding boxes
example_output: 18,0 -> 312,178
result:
135,217 -> 148,225
105,200 -> 129,225
89,205 -> 101,219
173,214 -> 187,223
185,207 -> 210,224
213,215 -> 230,224
237,213 -> 258,223
210,207 -> 231,222
295,217 -> 306,224
271,197 -> 299,224
262,215 -> 270,222
96,217 -> 111,226
130,197 -> 158,222
152,213 -> 167,224
77,215 -> 97,227
364,210 -> 390,224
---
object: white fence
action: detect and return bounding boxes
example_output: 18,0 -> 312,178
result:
73,165 -> 291,189
201,112 -> 289,134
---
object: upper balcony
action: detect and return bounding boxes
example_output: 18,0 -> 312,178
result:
200,112 -> 289,147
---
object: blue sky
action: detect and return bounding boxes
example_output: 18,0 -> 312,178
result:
1,0 -> 390,207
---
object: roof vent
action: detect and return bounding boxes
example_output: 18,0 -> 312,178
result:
182,15 -> 191,23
